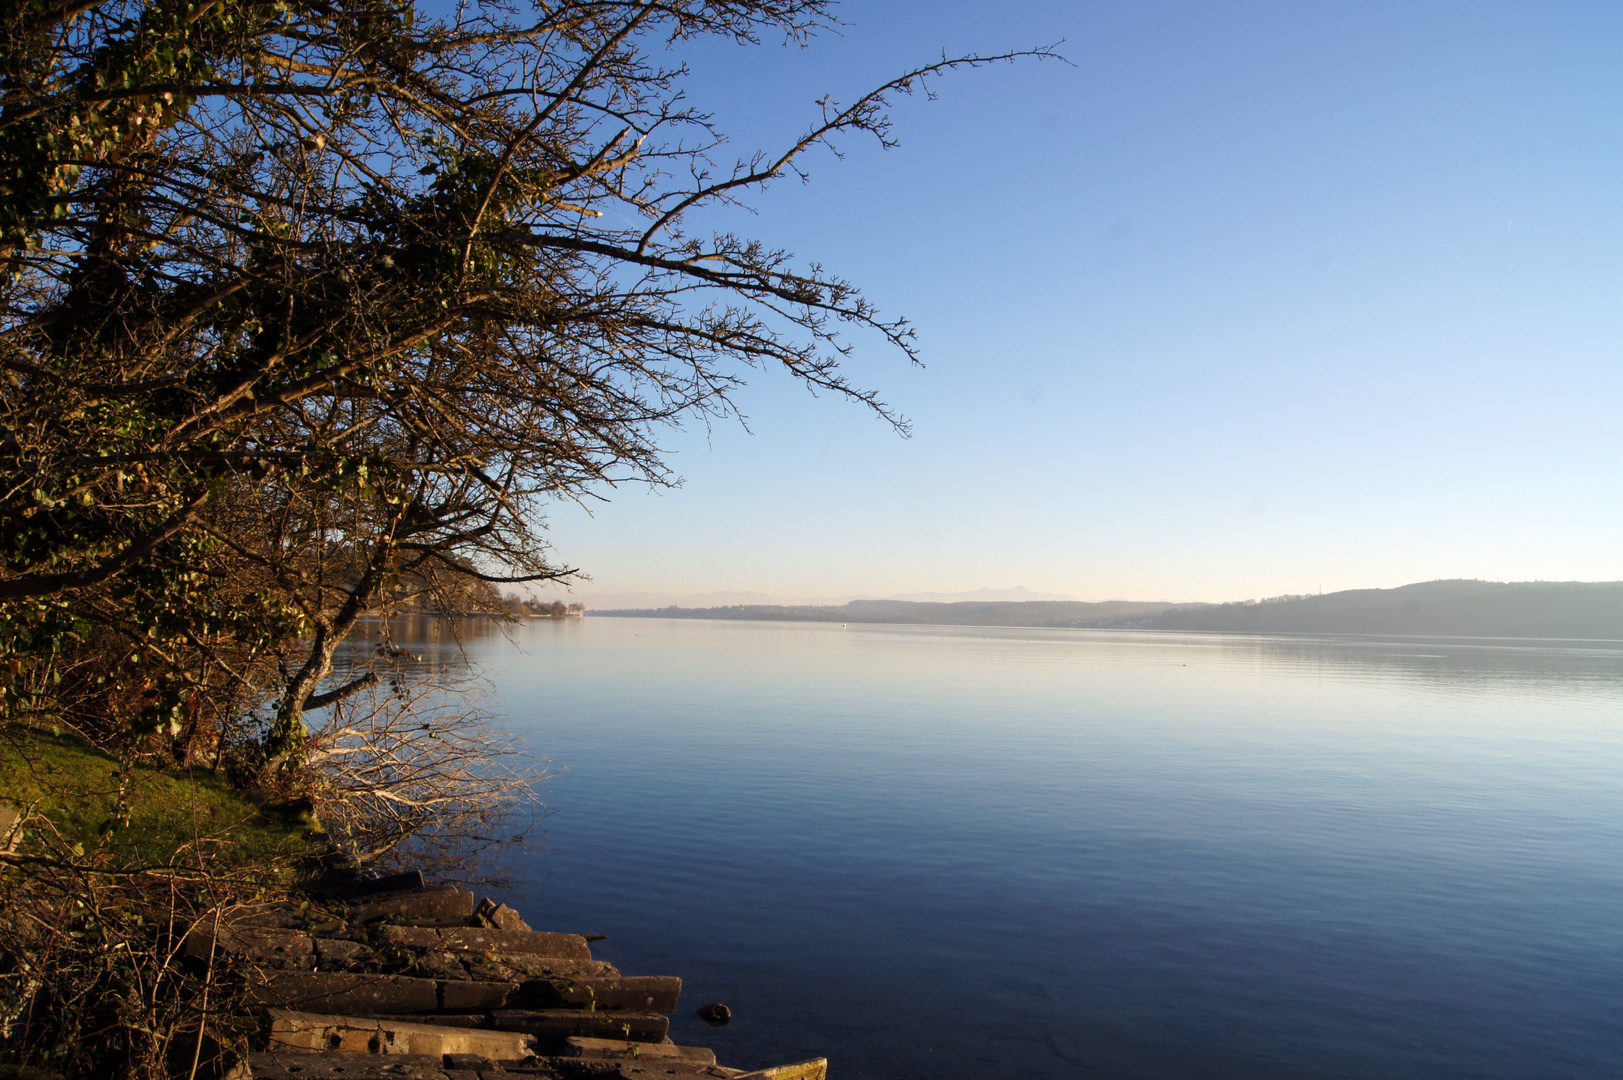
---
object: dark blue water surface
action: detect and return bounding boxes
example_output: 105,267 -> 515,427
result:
438,618 -> 1623,1079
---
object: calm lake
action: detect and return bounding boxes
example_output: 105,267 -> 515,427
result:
400,617 -> 1623,1080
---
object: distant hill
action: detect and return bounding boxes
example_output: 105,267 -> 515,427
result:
1148,579 -> 1623,639
598,580 -> 1623,640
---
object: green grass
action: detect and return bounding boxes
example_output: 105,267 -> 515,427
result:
0,727 -> 318,871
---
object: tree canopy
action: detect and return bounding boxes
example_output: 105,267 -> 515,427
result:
0,0 -> 1049,770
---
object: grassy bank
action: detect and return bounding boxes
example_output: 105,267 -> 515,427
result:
0,727 -> 324,1079
0,726 -> 317,872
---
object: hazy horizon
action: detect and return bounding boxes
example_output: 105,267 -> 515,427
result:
564,576 -> 1623,612
535,1 -> 1623,603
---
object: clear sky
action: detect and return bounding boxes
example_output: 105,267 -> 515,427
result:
543,0 -> 1623,606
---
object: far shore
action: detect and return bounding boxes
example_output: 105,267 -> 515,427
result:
592,578 -> 1623,641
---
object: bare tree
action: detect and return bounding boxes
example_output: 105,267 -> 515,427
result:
0,0 -> 1054,765
305,660 -> 548,868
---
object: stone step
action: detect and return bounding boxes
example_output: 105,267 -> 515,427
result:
247,1051 -> 448,1079
363,1013 -> 490,1029
252,972 -> 440,1014
517,975 -> 682,1013
320,869 -> 426,899
475,898 -> 531,932
329,1006 -> 674,1045
313,937 -> 374,966
347,886 -> 474,923
183,925 -> 314,969
474,954 -> 619,981
597,1063 -> 750,1080
565,1036 -> 717,1065
380,925 -> 592,960
438,979 -> 524,1012
266,1008 -> 533,1060
489,1008 -> 669,1043
391,915 -> 485,929
437,966 -> 621,1010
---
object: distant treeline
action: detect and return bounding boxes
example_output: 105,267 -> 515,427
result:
504,597 -> 585,618
599,599 -> 1173,628
598,580 -> 1623,640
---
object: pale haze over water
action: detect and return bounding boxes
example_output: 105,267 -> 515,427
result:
404,617 -> 1623,1080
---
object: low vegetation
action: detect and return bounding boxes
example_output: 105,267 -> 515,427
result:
0,728 -> 319,1080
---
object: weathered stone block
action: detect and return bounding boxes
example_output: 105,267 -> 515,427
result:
609,1064 -> 745,1080
266,1008 -> 532,1060
564,1037 -> 716,1065
518,976 -> 681,1013
489,1009 -> 668,1043
315,938 -> 374,965
440,980 -> 519,1011
233,928 -> 314,964
397,915 -> 485,929
381,925 -> 444,948
247,1050 -> 448,1079
334,870 -> 425,898
184,925 -> 314,969
487,903 -> 530,932
437,928 -> 591,959
607,1058 -> 749,1078
370,1014 -> 490,1029
381,925 -> 593,961
419,950 -> 472,980
236,907 -> 305,930
349,886 -> 474,923
251,972 -> 439,1014
482,955 -> 618,981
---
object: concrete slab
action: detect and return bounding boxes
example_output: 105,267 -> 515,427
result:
518,976 -> 681,1013
564,1037 -> 716,1065
253,972 -> 439,1014
267,1009 -> 533,1060
489,1009 -> 668,1043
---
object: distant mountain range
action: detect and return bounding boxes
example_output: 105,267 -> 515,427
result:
596,579 -> 1623,640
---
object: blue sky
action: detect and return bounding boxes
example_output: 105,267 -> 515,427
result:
544,0 -> 1623,606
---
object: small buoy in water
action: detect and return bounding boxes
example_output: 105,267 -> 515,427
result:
697,1003 -> 732,1027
